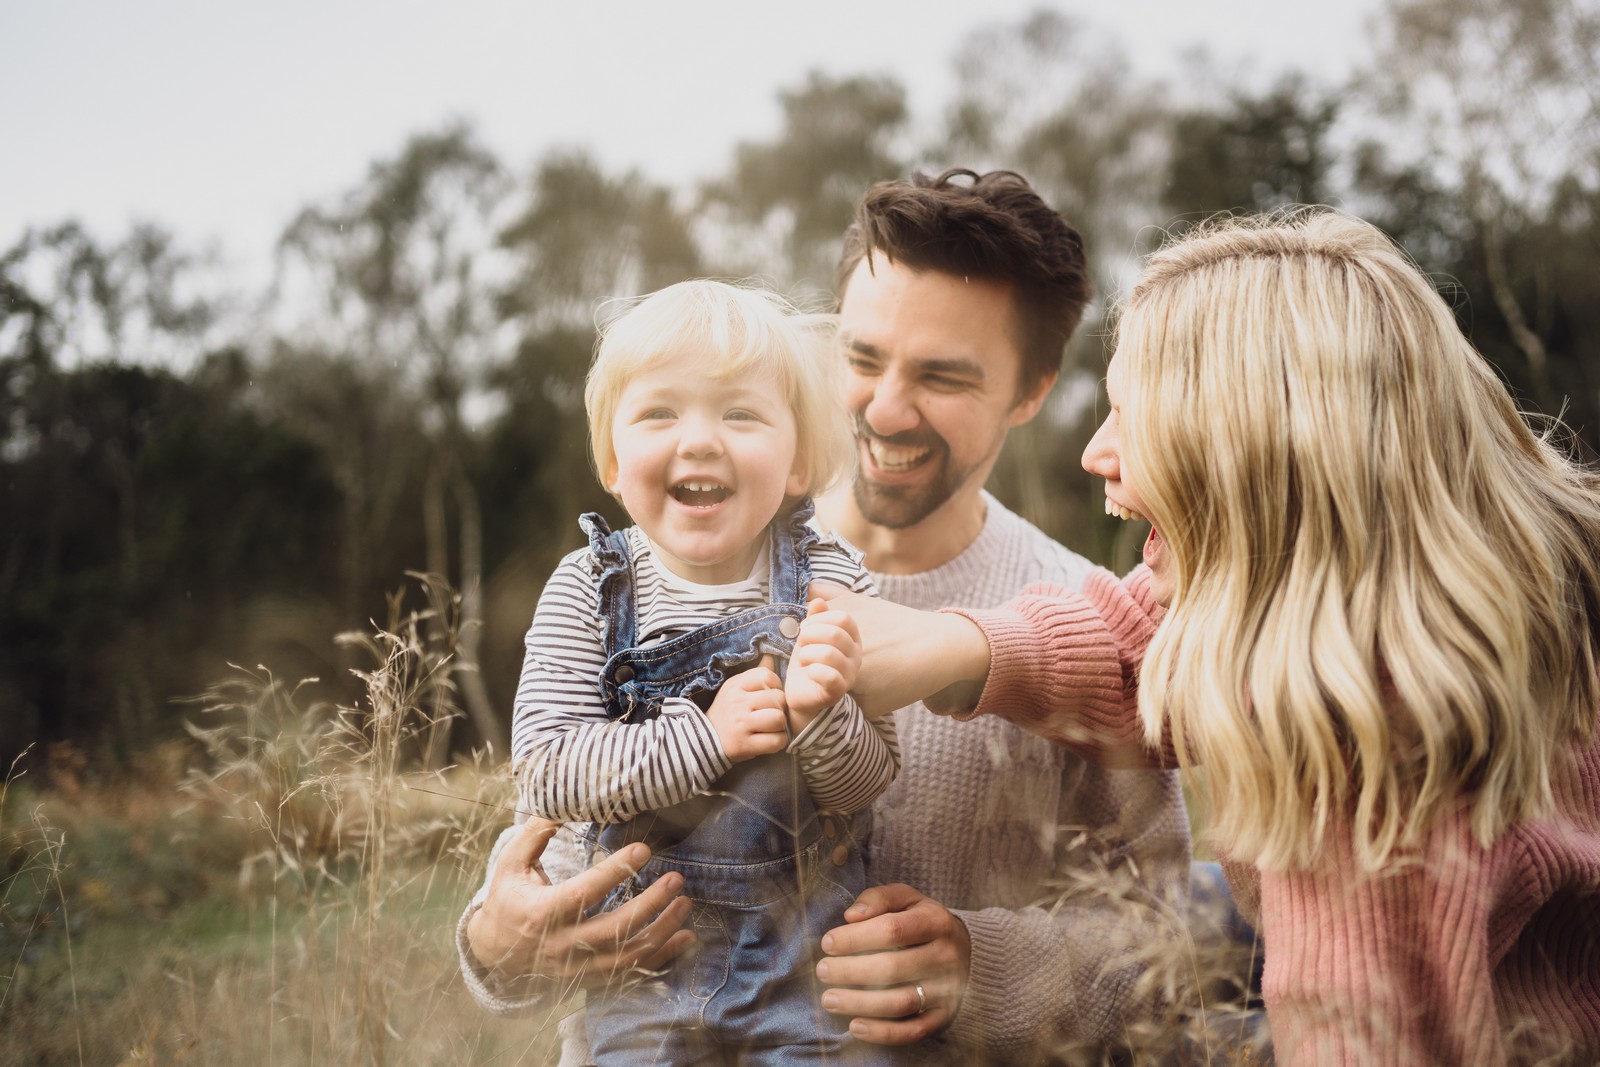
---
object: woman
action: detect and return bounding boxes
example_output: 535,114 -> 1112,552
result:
839,210 -> 1600,1065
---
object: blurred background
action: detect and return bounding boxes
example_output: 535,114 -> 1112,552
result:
1,0 -> 1597,1060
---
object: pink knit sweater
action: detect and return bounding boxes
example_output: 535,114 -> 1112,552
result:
955,566 -> 1600,1066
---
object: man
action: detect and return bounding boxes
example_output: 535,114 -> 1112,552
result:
461,169 -> 1191,1065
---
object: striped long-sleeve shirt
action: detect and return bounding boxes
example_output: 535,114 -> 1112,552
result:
512,520 -> 896,828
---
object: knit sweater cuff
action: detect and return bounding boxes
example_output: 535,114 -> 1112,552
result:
947,907 -> 1027,1050
940,572 -> 1158,755
456,899 -> 557,1017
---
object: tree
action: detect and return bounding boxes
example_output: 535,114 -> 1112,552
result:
270,123 -> 511,755
1349,0 -> 1600,458
1163,76 -> 1341,219
1355,0 -> 1600,398
703,72 -> 909,288
0,225 -> 338,767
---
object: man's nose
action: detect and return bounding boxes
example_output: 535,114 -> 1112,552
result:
860,375 -> 919,438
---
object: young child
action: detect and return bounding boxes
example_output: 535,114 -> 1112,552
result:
512,280 -> 898,1065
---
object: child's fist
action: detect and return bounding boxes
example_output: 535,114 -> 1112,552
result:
706,655 -> 790,762
783,598 -> 861,730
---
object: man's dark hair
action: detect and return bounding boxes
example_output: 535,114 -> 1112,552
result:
835,168 -> 1092,398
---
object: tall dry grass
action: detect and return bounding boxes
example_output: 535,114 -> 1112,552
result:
0,574 -> 570,1066
2,571 -> 1275,1066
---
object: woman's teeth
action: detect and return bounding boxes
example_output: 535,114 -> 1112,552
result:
1105,498 -> 1146,522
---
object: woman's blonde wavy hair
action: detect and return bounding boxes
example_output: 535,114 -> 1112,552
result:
1118,208 -> 1600,872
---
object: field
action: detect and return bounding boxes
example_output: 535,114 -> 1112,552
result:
2,583 -> 1263,1067
2,582 -> 575,1066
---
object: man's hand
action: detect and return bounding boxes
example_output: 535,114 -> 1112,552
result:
466,819 -> 693,995
705,656 -> 791,761
814,883 -> 973,1045
784,598 -> 861,730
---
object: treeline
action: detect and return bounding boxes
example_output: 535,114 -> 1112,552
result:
3,0 -> 1596,771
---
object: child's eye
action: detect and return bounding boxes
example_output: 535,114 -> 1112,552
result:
725,409 -> 760,422
641,408 -> 675,420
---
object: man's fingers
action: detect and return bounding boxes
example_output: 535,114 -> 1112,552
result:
591,868 -> 685,943
843,1009 -> 952,1046
840,882 -> 927,926
549,842 -> 651,921
496,818 -> 561,875
816,940 -> 939,988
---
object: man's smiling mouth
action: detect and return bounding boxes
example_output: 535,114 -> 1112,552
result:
865,438 -> 931,472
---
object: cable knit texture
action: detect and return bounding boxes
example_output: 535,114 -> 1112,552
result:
459,495 -> 1193,1066
864,496 -> 1189,1063
961,564 -> 1600,1066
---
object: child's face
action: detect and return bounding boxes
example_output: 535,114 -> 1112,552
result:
606,354 -> 806,585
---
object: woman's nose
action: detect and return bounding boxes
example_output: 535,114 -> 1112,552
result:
1081,415 -> 1119,479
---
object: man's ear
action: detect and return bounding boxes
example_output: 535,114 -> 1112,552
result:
1007,369 -> 1059,428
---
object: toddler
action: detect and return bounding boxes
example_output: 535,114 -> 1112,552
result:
512,280 -> 898,1065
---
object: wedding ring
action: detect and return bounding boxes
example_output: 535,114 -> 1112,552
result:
914,983 -> 927,1015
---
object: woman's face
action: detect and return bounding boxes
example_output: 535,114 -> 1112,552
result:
1082,350 -> 1174,605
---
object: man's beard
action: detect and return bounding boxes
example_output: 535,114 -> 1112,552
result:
851,422 -> 966,530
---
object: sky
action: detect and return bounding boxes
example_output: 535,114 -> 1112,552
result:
2,0 -> 1387,287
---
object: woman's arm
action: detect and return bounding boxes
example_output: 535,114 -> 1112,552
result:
815,566 -> 1170,769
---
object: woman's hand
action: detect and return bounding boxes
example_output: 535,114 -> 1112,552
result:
806,581 -> 992,718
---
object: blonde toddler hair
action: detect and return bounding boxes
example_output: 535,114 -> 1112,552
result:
584,280 -> 852,502
1118,209 -> 1600,871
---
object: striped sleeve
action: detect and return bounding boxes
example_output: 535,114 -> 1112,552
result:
511,549 -> 732,824
787,535 -> 899,815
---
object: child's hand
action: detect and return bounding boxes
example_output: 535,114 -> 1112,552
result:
784,598 -> 861,732
707,655 -> 791,762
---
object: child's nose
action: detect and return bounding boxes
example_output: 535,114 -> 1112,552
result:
676,412 -> 724,456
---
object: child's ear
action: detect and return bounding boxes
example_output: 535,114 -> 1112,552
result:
785,460 -> 809,500
602,457 -> 620,494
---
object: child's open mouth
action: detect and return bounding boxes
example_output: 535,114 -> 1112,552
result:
673,481 -> 730,507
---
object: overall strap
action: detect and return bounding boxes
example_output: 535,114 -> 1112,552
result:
578,512 -> 637,660
768,498 -> 818,607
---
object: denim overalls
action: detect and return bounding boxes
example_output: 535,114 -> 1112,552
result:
578,504 -> 891,1066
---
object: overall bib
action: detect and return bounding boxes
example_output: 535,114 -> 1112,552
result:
579,505 -> 890,1066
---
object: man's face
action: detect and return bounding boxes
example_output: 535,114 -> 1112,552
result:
837,257 -> 1052,531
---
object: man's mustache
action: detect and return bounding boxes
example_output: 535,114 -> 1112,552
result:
850,418 -> 944,452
